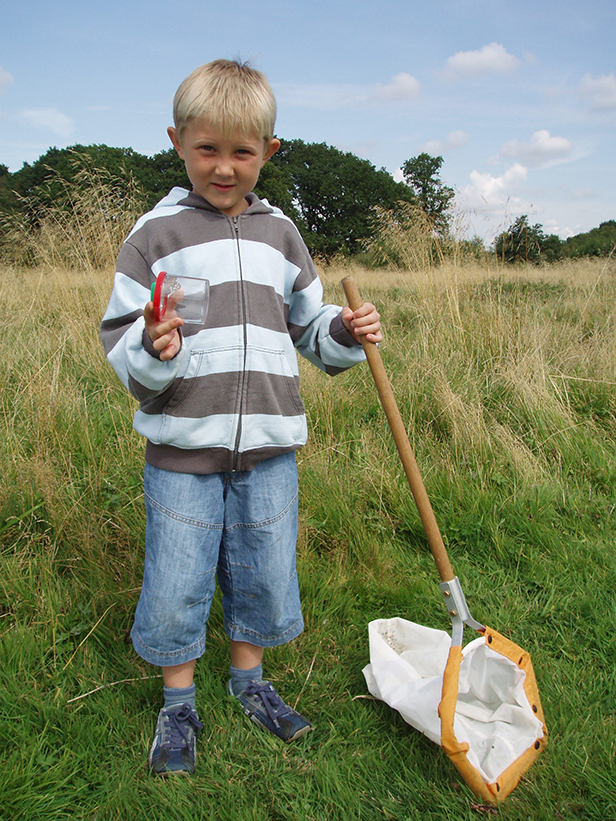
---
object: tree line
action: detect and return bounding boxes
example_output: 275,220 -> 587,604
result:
1,141 -> 612,264
495,215 -> 616,264
0,142 -> 454,260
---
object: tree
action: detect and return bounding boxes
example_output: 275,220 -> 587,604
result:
562,220 -> 616,258
494,215 -> 562,264
0,163 -> 20,215
7,144 -> 191,216
258,138 -> 416,257
401,153 -> 455,235
252,159 -> 298,222
140,148 -> 190,208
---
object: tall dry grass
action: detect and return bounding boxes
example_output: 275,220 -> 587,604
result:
304,256 -> 616,502
0,262 -> 144,588
0,153 -> 146,270
364,201 -> 490,271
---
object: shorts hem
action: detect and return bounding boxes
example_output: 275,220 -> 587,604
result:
225,617 -> 304,648
131,627 -> 207,667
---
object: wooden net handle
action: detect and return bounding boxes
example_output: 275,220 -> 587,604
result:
342,276 -> 455,582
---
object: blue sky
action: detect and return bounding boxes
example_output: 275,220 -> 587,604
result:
1,0 -> 615,241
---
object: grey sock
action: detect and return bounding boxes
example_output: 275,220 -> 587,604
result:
163,683 -> 197,709
229,663 -> 263,696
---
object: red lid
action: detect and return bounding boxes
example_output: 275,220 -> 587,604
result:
152,271 -> 168,322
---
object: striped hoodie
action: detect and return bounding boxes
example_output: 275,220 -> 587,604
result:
100,188 -> 366,474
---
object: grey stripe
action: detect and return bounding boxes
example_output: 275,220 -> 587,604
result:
145,441 -> 300,474
205,280 -> 286,331
287,321 -> 308,343
104,280 -> 288,358
100,310 -> 142,354
292,264 -> 316,293
127,208 -> 233,260
182,280 -> 288,333
128,374 -> 183,405
116,242 -> 152,285
329,313 -> 357,347
138,370 -> 304,418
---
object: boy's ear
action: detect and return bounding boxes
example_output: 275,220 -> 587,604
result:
168,126 -> 184,159
261,137 -> 281,165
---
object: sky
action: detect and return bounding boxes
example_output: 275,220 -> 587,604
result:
1,0 -> 615,242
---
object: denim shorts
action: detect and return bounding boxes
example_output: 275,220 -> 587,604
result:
130,452 -> 303,668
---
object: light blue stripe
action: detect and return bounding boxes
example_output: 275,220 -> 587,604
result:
134,410 -> 236,447
108,318 -> 189,393
154,239 -> 300,295
240,414 -> 307,451
173,335 -> 299,379
133,411 -> 306,452
318,335 -> 366,369
154,240 -> 236,284
127,202 -> 187,239
287,276 -> 325,327
102,272 -> 149,321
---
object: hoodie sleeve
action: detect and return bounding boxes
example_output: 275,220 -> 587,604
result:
286,250 -> 366,376
99,237 -> 188,401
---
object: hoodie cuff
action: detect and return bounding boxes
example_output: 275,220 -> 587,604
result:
142,328 -> 183,360
329,311 -> 360,348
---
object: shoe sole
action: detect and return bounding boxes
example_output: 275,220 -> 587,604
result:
149,765 -> 193,777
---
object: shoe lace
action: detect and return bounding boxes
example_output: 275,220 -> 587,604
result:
244,682 -> 292,729
161,704 -> 203,749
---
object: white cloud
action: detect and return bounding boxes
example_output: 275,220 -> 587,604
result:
460,163 -> 528,214
422,130 -> 470,154
543,218 -> 560,233
499,130 -> 573,168
579,73 -> 616,111
0,65 -> 14,93
18,107 -> 75,137
369,72 -> 421,102
443,42 -> 521,79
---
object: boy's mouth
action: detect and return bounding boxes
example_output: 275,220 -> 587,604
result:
212,183 -> 234,192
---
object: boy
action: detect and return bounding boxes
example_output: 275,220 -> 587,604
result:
100,59 -> 382,776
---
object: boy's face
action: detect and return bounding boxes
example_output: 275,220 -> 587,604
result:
168,120 -> 280,217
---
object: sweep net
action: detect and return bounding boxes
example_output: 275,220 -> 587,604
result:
363,618 -> 546,801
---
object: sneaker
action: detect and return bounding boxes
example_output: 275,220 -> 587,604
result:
148,703 -> 203,776
228,679 -> 313,742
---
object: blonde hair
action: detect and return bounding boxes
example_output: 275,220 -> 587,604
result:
172,59 -> 277,141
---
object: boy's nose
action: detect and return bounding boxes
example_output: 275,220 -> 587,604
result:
215,155 -> 234,177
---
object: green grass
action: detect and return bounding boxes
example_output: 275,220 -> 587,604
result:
2,258 -> 616,819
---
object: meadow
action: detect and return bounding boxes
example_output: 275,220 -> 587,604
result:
1,250 -> 615,820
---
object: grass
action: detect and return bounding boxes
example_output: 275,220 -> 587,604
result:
1,255 -> 616,819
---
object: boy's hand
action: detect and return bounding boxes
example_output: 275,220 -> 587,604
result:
342,302 -> 382,344
144,301 -> 184,361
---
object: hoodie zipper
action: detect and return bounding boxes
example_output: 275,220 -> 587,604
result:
231,215 -> 247,471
